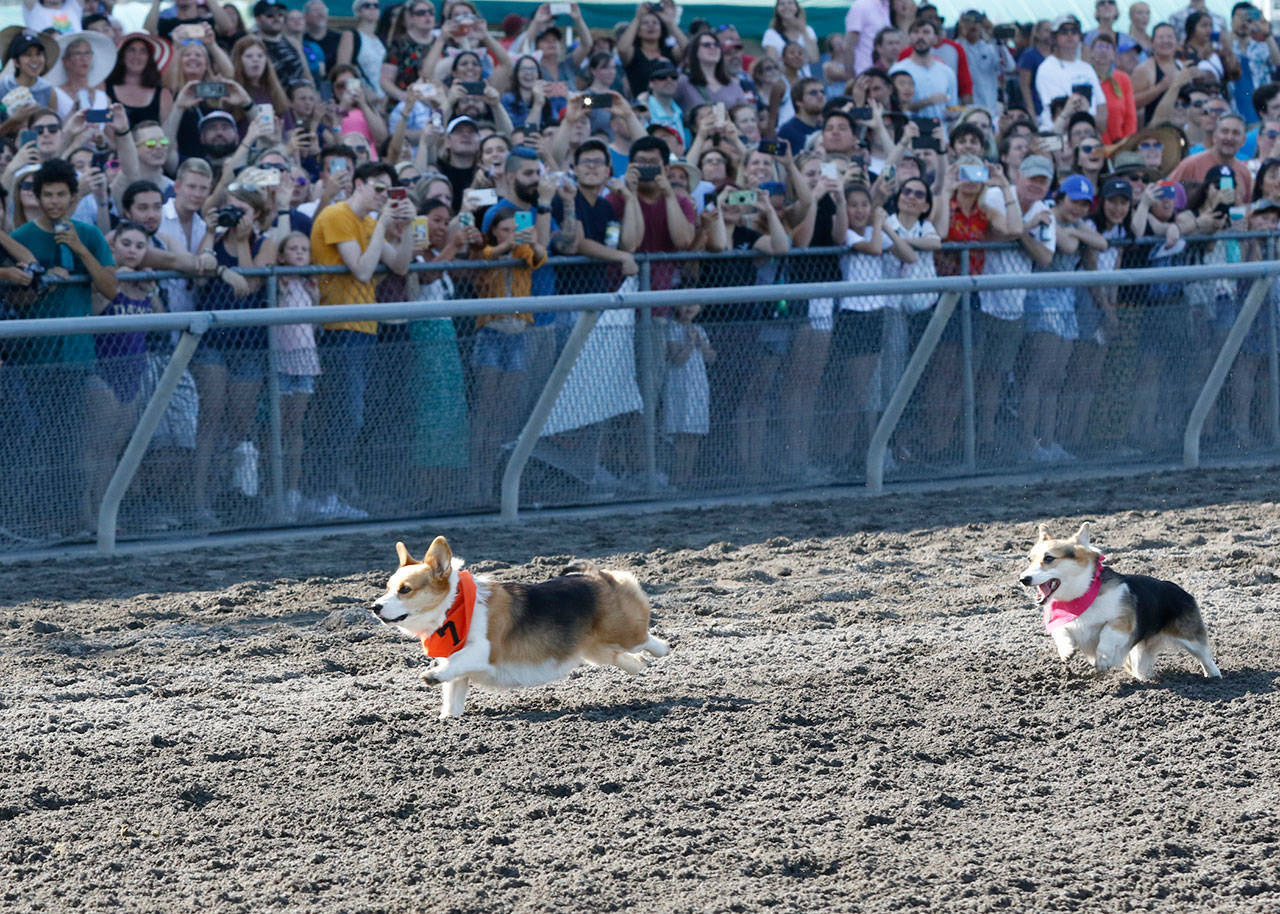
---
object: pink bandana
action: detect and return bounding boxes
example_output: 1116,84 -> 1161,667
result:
1043,554 -> 1106,633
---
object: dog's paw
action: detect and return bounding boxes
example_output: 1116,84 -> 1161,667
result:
419,666 -> 443,686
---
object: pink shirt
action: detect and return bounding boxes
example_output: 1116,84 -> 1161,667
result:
845,0 -> 891,75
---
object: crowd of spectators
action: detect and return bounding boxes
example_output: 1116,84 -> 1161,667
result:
2,0 -> 1280,538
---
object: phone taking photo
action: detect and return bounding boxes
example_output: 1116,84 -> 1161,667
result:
513,210 -> 535,231
85,108 -> 110,124
757,139 -> 789,156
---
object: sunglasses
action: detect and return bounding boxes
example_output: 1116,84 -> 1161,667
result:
1204,107 -> 1229,117
370,182 -> 390,193
1057,25 -> 1080,33
409,6 -> 432,14
1264,129 -> 1280,138
33,123 -> 60,134
1078,142 -> 1101,153
140,137 -> 171,147
19,181 -> 34,191
900,187 -> 927,199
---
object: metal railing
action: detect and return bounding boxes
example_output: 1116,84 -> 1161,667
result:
1,234 -> 1278,554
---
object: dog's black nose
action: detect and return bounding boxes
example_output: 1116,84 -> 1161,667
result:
1019,576 -> 1031,587
368,605 -> 383,617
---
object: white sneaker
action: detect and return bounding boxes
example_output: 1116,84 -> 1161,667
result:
317,493 -> 369,521
231,440 -> 260,497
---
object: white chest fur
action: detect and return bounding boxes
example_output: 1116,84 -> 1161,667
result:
1049,584 -> 1129,662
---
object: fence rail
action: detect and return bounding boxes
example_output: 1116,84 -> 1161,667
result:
2,236 -> 1278,554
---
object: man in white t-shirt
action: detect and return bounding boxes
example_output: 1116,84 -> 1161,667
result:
23,0 -> 82,35
1035,15 -> 1107,133
889,19 -> 958,121
975,154 -> 1056,456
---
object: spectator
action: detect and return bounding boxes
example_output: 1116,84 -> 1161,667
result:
845,0 -> 891,76
765,0 -> 819,66
336,0 -> 387,104
381,0 -> 436,104
272,231 -> 321,521
1229,3 -> 1280,124
1169,0 -> 1227,41
1035,15 -> 1106,133
160,157 -> 217,314
675,31 -> 748,112
253,0 -> 312,89
1133,23 -> 1191,127
308,160 -> 414,515
1091,33 -> 1137,144
551,139 -> 637,292
1,29 -> 66,115
502,56 -> 554,131
1183,10 -> 1239,85
1017,19 -> 1052,119
10,158 -> 117,535
302,0 -> 342,77
897,5 -> 975,105
232,35 -> 290,113
437,115 -> 481,210
661,304 -> 716,487
1086,0 -> 1120,46
1128,2 -> 1153,53
22,0 -> 81,35
889,18 -> 958,121
105,34 -> 173,129
643,60 -> 687,146
955,11 -> 1012,116
777,78 -> 826,155
146,0 -> 237,43
1170,112 -> 1252,198
617,2 -> 683,99
48,29 -> 115,116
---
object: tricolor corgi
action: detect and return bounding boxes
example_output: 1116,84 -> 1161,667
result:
370,536 -> 670,718
1019,523 -> 1221,680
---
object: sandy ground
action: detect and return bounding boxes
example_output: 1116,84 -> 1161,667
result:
3,467 -> 1280,913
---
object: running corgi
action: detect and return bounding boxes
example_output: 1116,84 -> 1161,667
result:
1019,523 -> 1221,680
370,537 -> 670,718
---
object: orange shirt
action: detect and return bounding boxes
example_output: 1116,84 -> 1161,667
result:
474,243 -> 546,328
311,201 -> 379,334
1099,70 -> 1137,145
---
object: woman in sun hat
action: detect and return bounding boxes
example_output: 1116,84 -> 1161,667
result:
0,27 -> 63,116
105,33 -> 174,128
47,29 -> 116,115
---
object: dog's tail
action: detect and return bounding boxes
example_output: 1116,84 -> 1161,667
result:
560,560 -> 602,577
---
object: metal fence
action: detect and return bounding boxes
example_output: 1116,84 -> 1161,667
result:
2,235 -> 1279,555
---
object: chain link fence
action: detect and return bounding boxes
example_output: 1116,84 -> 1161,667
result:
2,236 -> 1279,554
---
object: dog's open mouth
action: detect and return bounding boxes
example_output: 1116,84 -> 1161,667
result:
1035,579 -> 1060,604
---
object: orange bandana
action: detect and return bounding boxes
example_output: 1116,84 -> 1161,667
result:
419,570 -> 476,658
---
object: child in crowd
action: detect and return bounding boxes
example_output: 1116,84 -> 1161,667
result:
82,221 -> 164,533
272,231 -> 321,521
661,303 -> 715,487
469,204 -> 546,503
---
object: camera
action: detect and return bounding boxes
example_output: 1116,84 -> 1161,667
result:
195,81 -> 227,99
214,206 -> 244,229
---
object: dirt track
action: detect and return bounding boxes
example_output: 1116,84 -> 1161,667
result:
3,467 -> 1280,913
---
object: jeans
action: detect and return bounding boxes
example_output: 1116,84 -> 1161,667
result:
315,329 -> 375,494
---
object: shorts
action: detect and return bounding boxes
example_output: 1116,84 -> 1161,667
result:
1074,286 -> 1102,344
906,303 -> 962,352
975,312 -> 1024,375
471,325 -> 529,372
191,342 -> 268,382
277,372 -> 315,396
833,309 -> 885,357
756,320 -> 796,358
1025,288 -> 1078,341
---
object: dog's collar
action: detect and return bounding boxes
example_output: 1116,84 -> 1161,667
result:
1043,554 -> 1106,632
420,570 -> 476,659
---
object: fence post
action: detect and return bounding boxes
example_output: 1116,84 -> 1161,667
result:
501,309 -> 603,521
867,292 -> 962,493
636,256 -> 657,492
1183,277 -> 1272,468
96,320 -> 206,553
265,270 -> 285,522
959,247 -> 976,471
1269,237 -> 1280,447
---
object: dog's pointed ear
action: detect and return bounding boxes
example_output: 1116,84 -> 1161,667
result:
1037,524 -> 1050,542
424,536 -> 453,577
1073,522 -> 1091,546
396,542 -> 416,566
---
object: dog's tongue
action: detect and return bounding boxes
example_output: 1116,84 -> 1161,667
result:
1037,581 -> 1057,603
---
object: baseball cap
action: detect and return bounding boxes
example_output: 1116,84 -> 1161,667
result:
1117,35 -> 1138,54
252,0 -> 286,15
1059,173 -> 1095,200
1101,176 -> 1132,199
960,9 -> 984,21
446,115 -> 478,134
199,110 -> 237,129
1052,14 -> 1081,31
1019,155 -> 1055,179
650,60 -> 678,79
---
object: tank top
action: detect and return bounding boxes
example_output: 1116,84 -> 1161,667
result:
1143,60 -> 1180,124
106,83 -> 162,128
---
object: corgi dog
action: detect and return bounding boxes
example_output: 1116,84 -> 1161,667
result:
1019,523 -> 1221,680
370,536 -> 670,718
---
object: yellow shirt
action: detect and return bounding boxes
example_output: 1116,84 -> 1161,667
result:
474,243 -> 545,328
311,201 -> 379,334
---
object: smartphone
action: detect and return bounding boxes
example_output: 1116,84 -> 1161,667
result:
1038,134 -> 1064,152
259,169 -> 281,187
412,215 -> 430,245
462,80 -> 486,95
458,211 -> 475,227
820,161 -> 839,180
712,102 -> 726,124
1211,30 -> 1221,42
257,104 -> 275,128
1219,177 -> 1236,204
725,189 -> 757,207
958,164 -> 989,183
328,157 -> 350,174
85,108 -> 110,124
464,187 -> 498,207
549,2 -> 570,13
1154,183 -> 1177,199
636,165 -> 661,181
513,210 -> 535,231
583,93 -> 613,108
757,139 -> 789,156
389,186 -> 408,201
195,81 -> 227,99
91,149 -> 112,169
911,116 -> 940,133
19,128 -> 37,147
1248,8 -> 1263,19
993,24 -> 1015,40
911,136 -> 942,151
1073,83 -> 1092,102
849,106 -> 874,122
